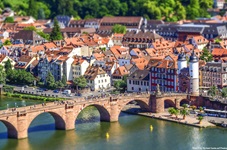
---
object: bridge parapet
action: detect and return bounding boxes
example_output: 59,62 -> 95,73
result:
154,92 -> 188,97
17,110 -> 26,117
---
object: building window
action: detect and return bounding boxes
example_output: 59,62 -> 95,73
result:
129,80 -> 131,84
132,87 -> 134,90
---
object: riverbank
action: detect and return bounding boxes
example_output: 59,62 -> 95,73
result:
122,105 -> 215,128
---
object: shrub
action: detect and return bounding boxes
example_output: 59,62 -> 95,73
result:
3,85 -> 14,93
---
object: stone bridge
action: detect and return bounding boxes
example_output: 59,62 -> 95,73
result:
0,92 -> 193,139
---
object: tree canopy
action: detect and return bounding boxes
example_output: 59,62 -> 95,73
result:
1,0 -> 214,21
73,76 -> 87,89
4,17 -> 14,23
4,59 -> 12,73
208,86 -> 218,97
45,71 -> 56,89
3,40 -> 12,46
50,18 -> 63,41
6,69 -> 35,85
112,24 -> 126,34
200,48 -> 213,62
0,65 -> 6,84
113,75 -> 127,92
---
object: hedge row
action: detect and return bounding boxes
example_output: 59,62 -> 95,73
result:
5,93 -> 65,101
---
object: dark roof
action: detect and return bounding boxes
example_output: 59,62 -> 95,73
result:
128,70 -> 149,81
124,31 -> 162,40
43,27 -> 88,33
101,16 -> 142,24
189,50 -> 199,62
69,20 -> 86,25
178,52 -> 186,61
13,30 -> 41,41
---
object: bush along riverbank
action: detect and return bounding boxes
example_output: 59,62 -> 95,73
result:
4,92 -> 66,101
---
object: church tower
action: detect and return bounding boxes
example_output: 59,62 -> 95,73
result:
177,51 -> 187,74
189,50 -> 199,96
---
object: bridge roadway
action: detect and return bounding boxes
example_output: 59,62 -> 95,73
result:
0,92 -> 190,139
0,92 -> 149,116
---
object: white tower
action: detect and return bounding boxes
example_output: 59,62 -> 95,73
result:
189,50 -> 199,96
177,52 -> 187,74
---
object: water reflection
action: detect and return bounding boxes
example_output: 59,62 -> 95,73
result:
16,138 -> 30,150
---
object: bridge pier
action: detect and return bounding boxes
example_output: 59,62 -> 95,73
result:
109,98 -> 119,122
175,98 -> 180,109
64,110 -> 76,130
17,113 -> 29,139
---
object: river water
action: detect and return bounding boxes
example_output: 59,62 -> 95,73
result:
0,97 -> 226,150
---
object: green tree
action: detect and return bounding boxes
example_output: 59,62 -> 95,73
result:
197,116 -> 204,124
3,40 -> 12,46
200,48 -> 213,62
168,107 -> 176,116
113,76 -> 127,92
173,109 -> 179,119
4,59 -> 12,73
46,71 -> 56,89
180,109 -> 189,120
24,26 -> 36,31
186,0 -> 200,19
74,76 -> 87,91
23,70 -> 35,84
182,104 -> 188,109
50,18 -> 63,41
27,0 -> 37,18
37,31 -> 50,40
1,0 -> 214,21
199,106 -> 203,112
61,75 -> 67,87
55,80 -> 64,89
221,88 -> 227,98
208,86 -> 218,97
38,8 -> 45,19
0,65 -> 6,84
112,24 -> 126,34
4,17 -> 14,23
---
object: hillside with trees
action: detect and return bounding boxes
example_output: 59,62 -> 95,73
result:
0,0 -> 213,21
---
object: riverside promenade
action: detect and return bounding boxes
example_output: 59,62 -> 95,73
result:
122,105 -> 215,128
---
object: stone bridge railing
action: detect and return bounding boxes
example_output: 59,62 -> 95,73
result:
0,92 -> 192,117
0,92 -> 151,117
154,92 -> 188,97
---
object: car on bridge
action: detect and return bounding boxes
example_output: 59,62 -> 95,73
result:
37,88 -> 44,92
53,90 -> 59,93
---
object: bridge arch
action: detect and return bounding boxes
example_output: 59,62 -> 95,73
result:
123,99 -> 150,111
179,99 -> 190,106
28,111 -> 66,132
0,120 -> 18,138
164,99 -> 176,108
75,104 -> 111,122
116,98 -> 150,118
